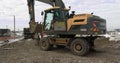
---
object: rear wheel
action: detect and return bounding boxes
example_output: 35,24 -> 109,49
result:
40,38 -> 52,51
70,38 -> 90,56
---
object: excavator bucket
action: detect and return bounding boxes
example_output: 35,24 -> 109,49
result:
29,21 -> 43,33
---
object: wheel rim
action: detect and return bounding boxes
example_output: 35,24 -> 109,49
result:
41,41 -> 47,48
74,43 -> 82,52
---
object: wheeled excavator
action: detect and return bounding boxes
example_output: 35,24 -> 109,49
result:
27,0 -> 106,56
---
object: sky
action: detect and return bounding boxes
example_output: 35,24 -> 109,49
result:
0,0 -> 120,31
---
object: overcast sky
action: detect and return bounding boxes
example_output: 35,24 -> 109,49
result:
0,0 -> 120,31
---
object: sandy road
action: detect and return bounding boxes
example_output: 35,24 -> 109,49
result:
0,38 -> 120,63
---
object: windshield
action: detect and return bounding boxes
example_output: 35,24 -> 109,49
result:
45,12 -> 54,30
44,9 -> 69,31
54,9 -> 68,20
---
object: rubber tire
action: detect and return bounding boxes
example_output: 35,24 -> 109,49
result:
70,38 -> 90,56
40,38 -> 51,51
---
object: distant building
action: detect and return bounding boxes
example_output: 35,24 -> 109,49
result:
107,29 -> 120,41
115,29 -> 120,32
0,29 -> 13,41
0,29 -> 11,37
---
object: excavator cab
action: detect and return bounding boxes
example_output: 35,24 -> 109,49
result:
43,7 -> 69,31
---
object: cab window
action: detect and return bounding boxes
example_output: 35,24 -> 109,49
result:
45,12 -> 54,30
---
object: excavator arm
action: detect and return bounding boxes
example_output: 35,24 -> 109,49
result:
27,0 -> 37,33
27,0 -> 35,22
37,0 -> 65,8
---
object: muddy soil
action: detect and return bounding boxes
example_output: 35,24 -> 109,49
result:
0,38 -> 120,63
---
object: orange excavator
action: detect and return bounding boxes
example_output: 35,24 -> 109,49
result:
27,0 -> 106,56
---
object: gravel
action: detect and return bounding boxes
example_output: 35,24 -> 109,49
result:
0,38 -> 120,63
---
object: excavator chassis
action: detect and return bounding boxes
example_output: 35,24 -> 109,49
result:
27,0 -> 106,56
39,34 -> 98,56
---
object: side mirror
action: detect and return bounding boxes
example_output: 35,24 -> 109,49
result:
69,6 -> 71,10
41,11 -> 44,16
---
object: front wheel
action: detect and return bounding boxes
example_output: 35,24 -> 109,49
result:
70,38 -> 90,56
39,38 -> 52,51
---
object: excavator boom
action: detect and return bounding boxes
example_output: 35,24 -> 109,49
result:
27,0 -> 35,22
37,0 -> 65,8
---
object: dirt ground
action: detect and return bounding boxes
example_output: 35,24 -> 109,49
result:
0,38 -> 120,63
